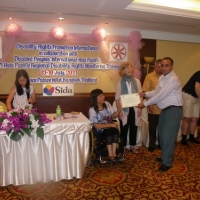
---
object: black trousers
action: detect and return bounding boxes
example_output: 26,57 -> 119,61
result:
120,107 -> 138,147
93,127 -> 119,156
101,127 -> 119,145
148,113 -> 160,148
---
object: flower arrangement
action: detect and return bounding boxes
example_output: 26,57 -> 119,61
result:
0,108 -> 51,142
100,115 -> 113,124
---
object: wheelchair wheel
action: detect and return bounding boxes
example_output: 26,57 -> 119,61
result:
89,129 -> 125,165
89,130 -> 95,157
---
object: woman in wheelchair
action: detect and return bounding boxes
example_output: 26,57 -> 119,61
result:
89,89 -> 122,162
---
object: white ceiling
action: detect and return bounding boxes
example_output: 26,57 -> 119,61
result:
0,0 -> 200,36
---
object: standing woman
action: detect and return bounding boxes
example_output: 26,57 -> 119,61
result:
89,89 -> 122,161
115,62 -> 142,153
6,69 -> 36,111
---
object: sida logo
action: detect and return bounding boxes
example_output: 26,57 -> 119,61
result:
55,86 -> 72,94
43,85 -> 55,96
43,84 -> 74,96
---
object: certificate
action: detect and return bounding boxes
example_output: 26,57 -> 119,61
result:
120,93 -> 141,108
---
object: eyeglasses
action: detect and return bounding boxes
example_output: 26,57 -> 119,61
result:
161,64 -> 170,67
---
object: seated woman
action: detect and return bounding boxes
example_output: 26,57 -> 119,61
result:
6,69 -> 36,111
89,89 -> 122,161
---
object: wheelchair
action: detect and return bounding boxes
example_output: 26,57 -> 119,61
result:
89,125 -> 125,166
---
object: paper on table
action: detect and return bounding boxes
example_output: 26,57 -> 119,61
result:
70,111 -> 82,115
120,93 -> 141,108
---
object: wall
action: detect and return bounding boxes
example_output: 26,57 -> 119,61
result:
157,40 -> 200,87
140,39 -> 156,85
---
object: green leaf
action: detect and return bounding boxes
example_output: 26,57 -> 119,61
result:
7,129 -> 12,135
34,115 -> 40,121
36,127 -> 44,140
11,111 -> 18,116
25,128 -> 32,137
0,117 -> 4,122
7,131 -> 24,142
25,105 -> 30,109
19,130 -> 25,137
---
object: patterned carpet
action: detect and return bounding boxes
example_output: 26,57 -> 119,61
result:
1,141 -> 200,200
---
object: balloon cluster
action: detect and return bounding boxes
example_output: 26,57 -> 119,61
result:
5,23 -> 22,37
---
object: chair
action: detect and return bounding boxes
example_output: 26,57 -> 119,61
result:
0,101 -> 7,112
89,127 -> 124,165
112,101 -> 120,132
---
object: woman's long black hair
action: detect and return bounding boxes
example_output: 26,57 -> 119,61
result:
90,89 -> 107,113
15,69 -> 30,98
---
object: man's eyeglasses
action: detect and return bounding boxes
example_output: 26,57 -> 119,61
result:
161,64 -> 170,67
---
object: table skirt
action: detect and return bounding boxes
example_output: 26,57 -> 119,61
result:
0,122 -> 90,186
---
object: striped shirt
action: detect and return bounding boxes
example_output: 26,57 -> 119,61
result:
144,70 -> 183,109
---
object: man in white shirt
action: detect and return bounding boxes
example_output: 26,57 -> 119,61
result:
138,57 -> 183,172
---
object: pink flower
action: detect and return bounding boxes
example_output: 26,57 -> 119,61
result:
24,109 -> 31,114
0,108 -> 52,142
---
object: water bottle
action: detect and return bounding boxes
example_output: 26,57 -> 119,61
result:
56,105 -> 61,121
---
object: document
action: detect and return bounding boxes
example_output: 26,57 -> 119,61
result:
120,93 -> 140,108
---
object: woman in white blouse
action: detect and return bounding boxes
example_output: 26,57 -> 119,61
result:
6,69 -> 36,111
89,89 -> 122,161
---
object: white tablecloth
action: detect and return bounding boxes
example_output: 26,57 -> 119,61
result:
0,113 -> 91,186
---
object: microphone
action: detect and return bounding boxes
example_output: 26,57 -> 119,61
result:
26,88 -> 30,100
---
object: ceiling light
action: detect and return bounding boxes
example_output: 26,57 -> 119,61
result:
58,17 -> 64,22
127,0 -> 200,19
92,27 -> 106,41
50,27 -> 66,40
132,0 -> 200,12
8,17 -> 13,20
5,23 -> 22,36
100,29 -> 106,39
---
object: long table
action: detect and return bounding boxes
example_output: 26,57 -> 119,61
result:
0,113 -> 91,186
